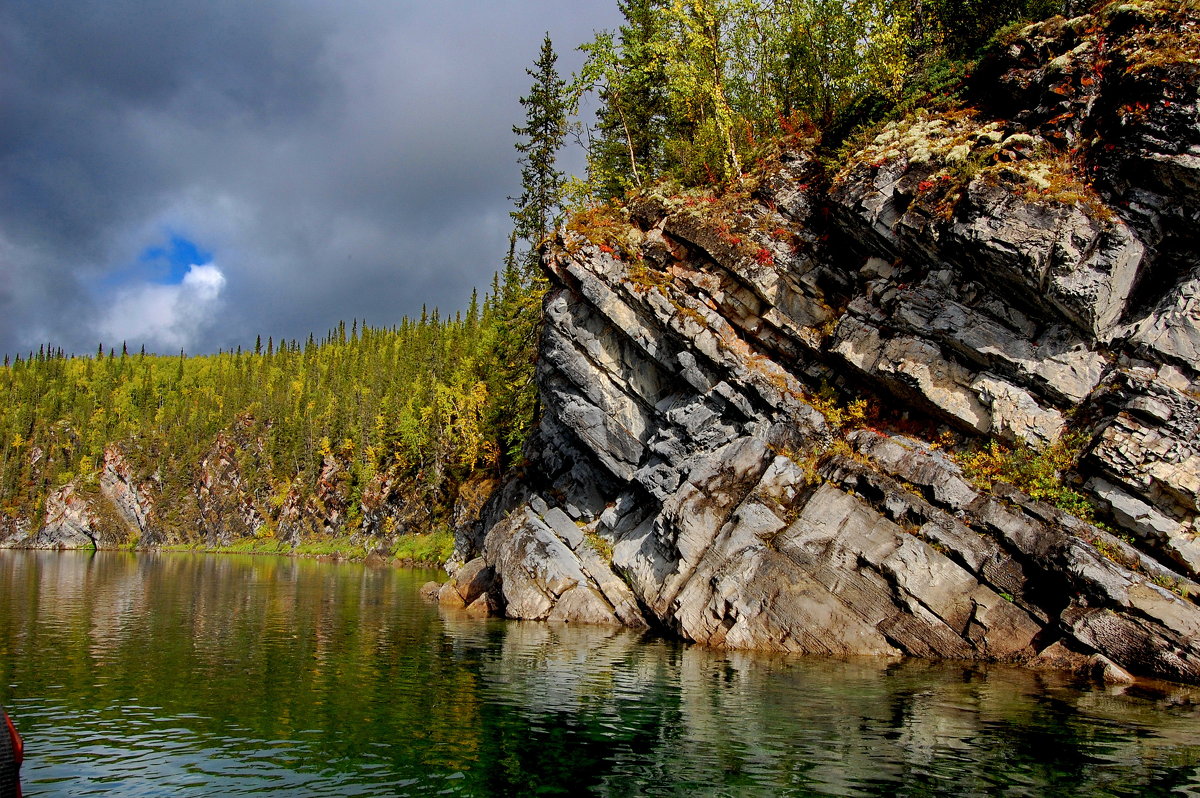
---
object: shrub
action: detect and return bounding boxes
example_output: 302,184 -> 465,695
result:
806,382 -> 869,433
584,529 -> 614,562
955,432 -> 1099,521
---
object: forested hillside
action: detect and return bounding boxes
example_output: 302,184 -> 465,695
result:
0,301 -> 526,555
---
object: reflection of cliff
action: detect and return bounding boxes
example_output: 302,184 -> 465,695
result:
456,2 -> 1200,686
438,615 -> 652,715
0,551 -> 481,769
435,611 -> 1200,795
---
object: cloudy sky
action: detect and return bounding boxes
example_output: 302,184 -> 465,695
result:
0,0 -> 623,358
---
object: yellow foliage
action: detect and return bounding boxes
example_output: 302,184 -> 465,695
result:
955,433 -> 1100,522
806,383 -> 869,433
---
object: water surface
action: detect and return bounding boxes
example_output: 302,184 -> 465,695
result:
1,550 -> 1198,796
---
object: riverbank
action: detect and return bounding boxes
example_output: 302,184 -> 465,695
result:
162,529 -> 454,566
8,528 -> 456,568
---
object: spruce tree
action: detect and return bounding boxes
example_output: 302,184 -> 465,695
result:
511,33 -> 567,277
479,36 -> 569,466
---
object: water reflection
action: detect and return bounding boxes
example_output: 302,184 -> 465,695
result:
438,615 -> 1200,797
1,550 -> 1198,796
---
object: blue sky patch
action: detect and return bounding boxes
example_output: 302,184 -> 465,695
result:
138,234 -> 213,284
94,233 -> 215,293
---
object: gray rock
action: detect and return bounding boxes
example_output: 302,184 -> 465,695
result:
453,557 -> 496,606
1087,477 -> 1200,576
1129,269 -> 1200,369
32,486 -> 98,549
99,446 -> 155,541
946,178 -> 1144,340
542,507 -> 583,550
893,288 -> 1107,405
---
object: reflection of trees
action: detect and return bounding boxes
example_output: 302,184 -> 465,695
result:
0,551 -> 485,781
1,551 -> 1198,795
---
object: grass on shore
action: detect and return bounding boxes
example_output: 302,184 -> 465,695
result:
160,529 -> 454,567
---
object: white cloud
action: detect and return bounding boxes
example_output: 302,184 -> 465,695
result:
97,263 -> 226,353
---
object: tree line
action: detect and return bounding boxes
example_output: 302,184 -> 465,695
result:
572,0 -> 1068,193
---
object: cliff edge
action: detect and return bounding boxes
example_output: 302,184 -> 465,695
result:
448,1 -> 1200,685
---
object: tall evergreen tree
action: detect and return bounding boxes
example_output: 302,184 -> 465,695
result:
511,33 -> 568,277
486,234 -> 543,465
480,35 -> 570,466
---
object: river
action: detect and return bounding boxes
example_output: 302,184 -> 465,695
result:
1,550 -> 1198,796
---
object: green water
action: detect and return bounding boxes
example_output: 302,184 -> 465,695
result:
1,550 -> 1198,796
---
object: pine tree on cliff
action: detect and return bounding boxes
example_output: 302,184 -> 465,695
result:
510,32 -> 567,277
484,34 -> 569,466
486,234 -> 545,466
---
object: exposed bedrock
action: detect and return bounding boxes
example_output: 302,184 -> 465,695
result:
455,1 -> 1200,685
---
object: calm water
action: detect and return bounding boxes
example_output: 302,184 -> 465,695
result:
1,551 -> 1199,796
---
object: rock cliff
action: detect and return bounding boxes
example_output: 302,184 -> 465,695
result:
26,446 -> 157,549
450,1 -> 1200,685
0,427 -> 483,556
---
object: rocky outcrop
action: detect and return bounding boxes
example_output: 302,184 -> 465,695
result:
99,446 -> 158,543
0,432 -> 454,552
20,446 -> 157,549
194,432 -> 267,546
32,485 -> 102,549
455,0 -> 1200,685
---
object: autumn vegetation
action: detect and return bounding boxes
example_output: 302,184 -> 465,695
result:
1,312 -> 502,544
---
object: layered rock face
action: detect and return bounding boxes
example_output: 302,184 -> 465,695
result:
453,2 -> 1200,684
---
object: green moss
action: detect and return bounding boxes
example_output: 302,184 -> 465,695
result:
564,201 -> 630,253
626,259 -> 672,294
162,529 -> 453,567
778,444 -> 826,487
1151,573 -> 1191,598
584,529 -> 614,562
671,301 -> 707,329
291,536 -> 371,559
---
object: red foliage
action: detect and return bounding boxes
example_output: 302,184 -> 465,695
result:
754,247 -> 774,266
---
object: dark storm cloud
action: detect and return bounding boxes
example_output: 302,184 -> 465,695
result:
0,0 -> 621,356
